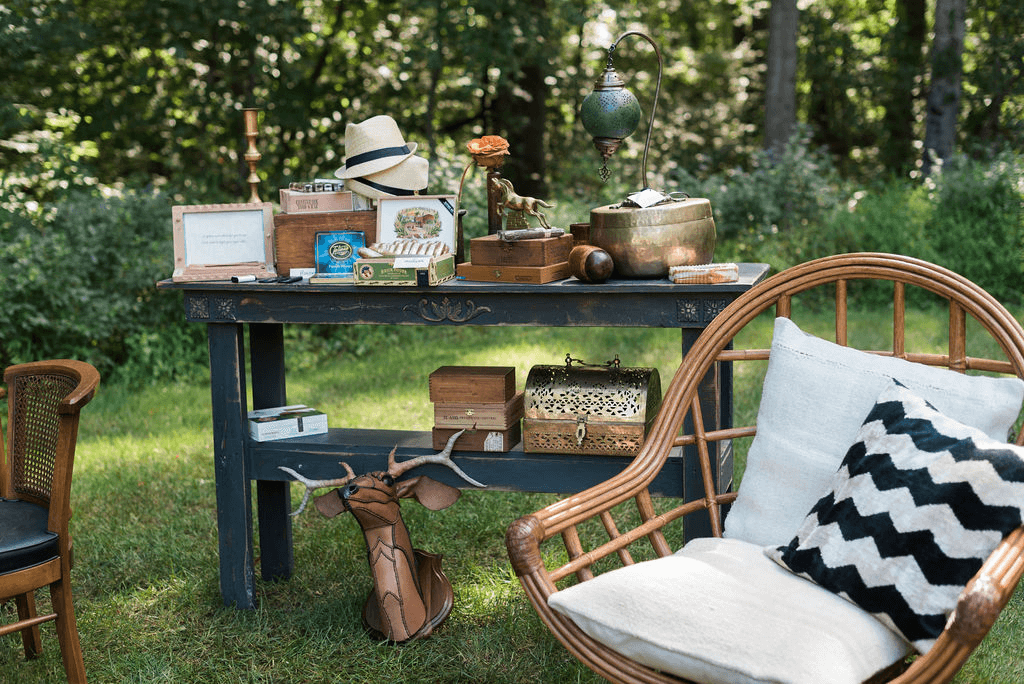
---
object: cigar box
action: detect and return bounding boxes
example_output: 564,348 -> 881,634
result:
433,391 -> 525,429
428,366 -> 516,404
279,188 -> 354,214
469,233 -> 573,267
274,210 -> 377,273
432,423 -> 522,453
455,261 -> 570,284
352,253 -> 455,286
248,405 -> 328,442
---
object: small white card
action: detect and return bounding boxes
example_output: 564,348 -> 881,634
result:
627,188 -> 670,208
394,256 -> 432,268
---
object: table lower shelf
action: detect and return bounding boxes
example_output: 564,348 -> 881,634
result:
248,427 -> 687,497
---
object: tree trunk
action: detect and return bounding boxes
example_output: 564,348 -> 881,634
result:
764,0 -> 799,155
922,0 -> 966,176
881,0 -> 926,175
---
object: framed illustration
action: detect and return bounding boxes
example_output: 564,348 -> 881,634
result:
171,202 -> 276,282
376,195 -> 457,256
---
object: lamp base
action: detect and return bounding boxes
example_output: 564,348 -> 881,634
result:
589,198 -> 716,278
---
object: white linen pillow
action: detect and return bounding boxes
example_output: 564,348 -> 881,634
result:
723,317 -> 1024,547
548,537 -> 910,684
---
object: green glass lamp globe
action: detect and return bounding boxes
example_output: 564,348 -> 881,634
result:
580,87 -> 642,141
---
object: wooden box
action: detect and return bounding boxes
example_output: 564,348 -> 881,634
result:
432,423 -> 522,453
353,254 -> 455,287
469,233 -> 573,267
523,358 -> 662,457
274,210 -> 376,274
433,391 -> 524,429
428,366 -> 515,404
455,261 -> 570,284
279,188 -> 354,214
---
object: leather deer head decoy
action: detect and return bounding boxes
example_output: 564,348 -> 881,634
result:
279,430 -> 484,642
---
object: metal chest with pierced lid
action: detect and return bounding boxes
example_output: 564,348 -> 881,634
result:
523,354 -> 662,456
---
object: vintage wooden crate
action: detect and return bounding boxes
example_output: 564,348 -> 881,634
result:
523,355 -> 662,456
279,188 -> 354,214
469,233 -> 573,267
455,261 -> 570,284
274,210 -> 376,273
432,423 -> 522,453
433,391 -> 524,429
428,366 -> 516,404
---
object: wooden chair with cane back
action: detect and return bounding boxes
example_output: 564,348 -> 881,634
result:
506,253 -> 1024,684
0,360 -> 99,683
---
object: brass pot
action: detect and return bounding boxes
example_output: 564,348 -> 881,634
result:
589,198 -> 716,278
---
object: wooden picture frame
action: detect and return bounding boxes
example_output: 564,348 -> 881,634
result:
376,195 -> 457,256
171,202 -> 276,282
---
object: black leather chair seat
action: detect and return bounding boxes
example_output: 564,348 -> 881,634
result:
0,498 -> 58,575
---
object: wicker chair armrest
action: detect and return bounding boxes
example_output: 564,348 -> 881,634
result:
891,527 -> 1024,684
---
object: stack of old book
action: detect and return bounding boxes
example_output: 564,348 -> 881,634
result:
457,231 -> 573,284
274,181 -> 377,277
429,365 -> 523,452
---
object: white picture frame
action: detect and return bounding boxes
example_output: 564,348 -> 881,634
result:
171,202 -> 277,282
376,195 -> 457,255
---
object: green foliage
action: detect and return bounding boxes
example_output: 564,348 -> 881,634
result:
926,152 -> 1024,304
0,189 -> 208,385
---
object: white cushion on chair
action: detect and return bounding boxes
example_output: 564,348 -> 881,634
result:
723,317 -> 1024,548
548,537 -> 911,684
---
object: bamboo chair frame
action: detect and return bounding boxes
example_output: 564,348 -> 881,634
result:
1,360 -> 99,684
506,253 -> 1024,684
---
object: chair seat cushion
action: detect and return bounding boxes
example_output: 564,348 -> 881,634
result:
548,537 -> 911,684
0,498 -> 58,574
767,381 -> 1024,653
724,317 -> 1024,548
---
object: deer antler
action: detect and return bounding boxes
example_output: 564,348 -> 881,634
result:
278,462 -> 357,516
387,429 -> 486,488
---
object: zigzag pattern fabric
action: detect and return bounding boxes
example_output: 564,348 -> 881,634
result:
767,380 -> 1024,652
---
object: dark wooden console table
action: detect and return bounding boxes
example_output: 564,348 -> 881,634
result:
159,264 -> 770,609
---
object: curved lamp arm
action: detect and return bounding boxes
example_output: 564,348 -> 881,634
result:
610,31 -> 663,191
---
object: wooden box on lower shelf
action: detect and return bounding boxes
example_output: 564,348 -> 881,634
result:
432,423 -> 522,452
469,233 -> 573,267
428,366 -> 516,404
433,391 -> 525,429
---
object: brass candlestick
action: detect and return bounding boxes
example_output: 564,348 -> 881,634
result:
243,108 -> 262,203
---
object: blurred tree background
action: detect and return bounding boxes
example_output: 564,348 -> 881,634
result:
4,0 -> 1021,200
1,0 -> 1021,381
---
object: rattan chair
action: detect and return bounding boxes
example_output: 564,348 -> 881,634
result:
1,360 -> 99,683
506,253 -> 1024,684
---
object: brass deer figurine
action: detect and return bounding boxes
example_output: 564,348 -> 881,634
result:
279,431 -> 484,642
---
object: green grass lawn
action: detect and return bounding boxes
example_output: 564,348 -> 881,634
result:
3,310 -> 1024,682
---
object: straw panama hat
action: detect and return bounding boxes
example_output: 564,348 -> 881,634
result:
344,154 -> 429,200
335,115 -> 418,179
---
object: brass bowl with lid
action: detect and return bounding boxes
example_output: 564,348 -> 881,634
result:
588,197 -> 716,278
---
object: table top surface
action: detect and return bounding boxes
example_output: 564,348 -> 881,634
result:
157,262 -> 770,295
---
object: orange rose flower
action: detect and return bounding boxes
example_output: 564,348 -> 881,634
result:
467,135 -> 510,156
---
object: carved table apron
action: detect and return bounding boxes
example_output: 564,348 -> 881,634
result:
158,265 -> 770,609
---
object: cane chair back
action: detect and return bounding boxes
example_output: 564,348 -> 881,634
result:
1,360 -> 99,683
506,253 -> 1024,684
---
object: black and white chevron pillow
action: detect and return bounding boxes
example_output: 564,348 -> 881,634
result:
767,380 -> 1024,652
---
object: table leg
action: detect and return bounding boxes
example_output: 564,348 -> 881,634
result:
208,322 -> 255,608
249,323 -> 294,582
